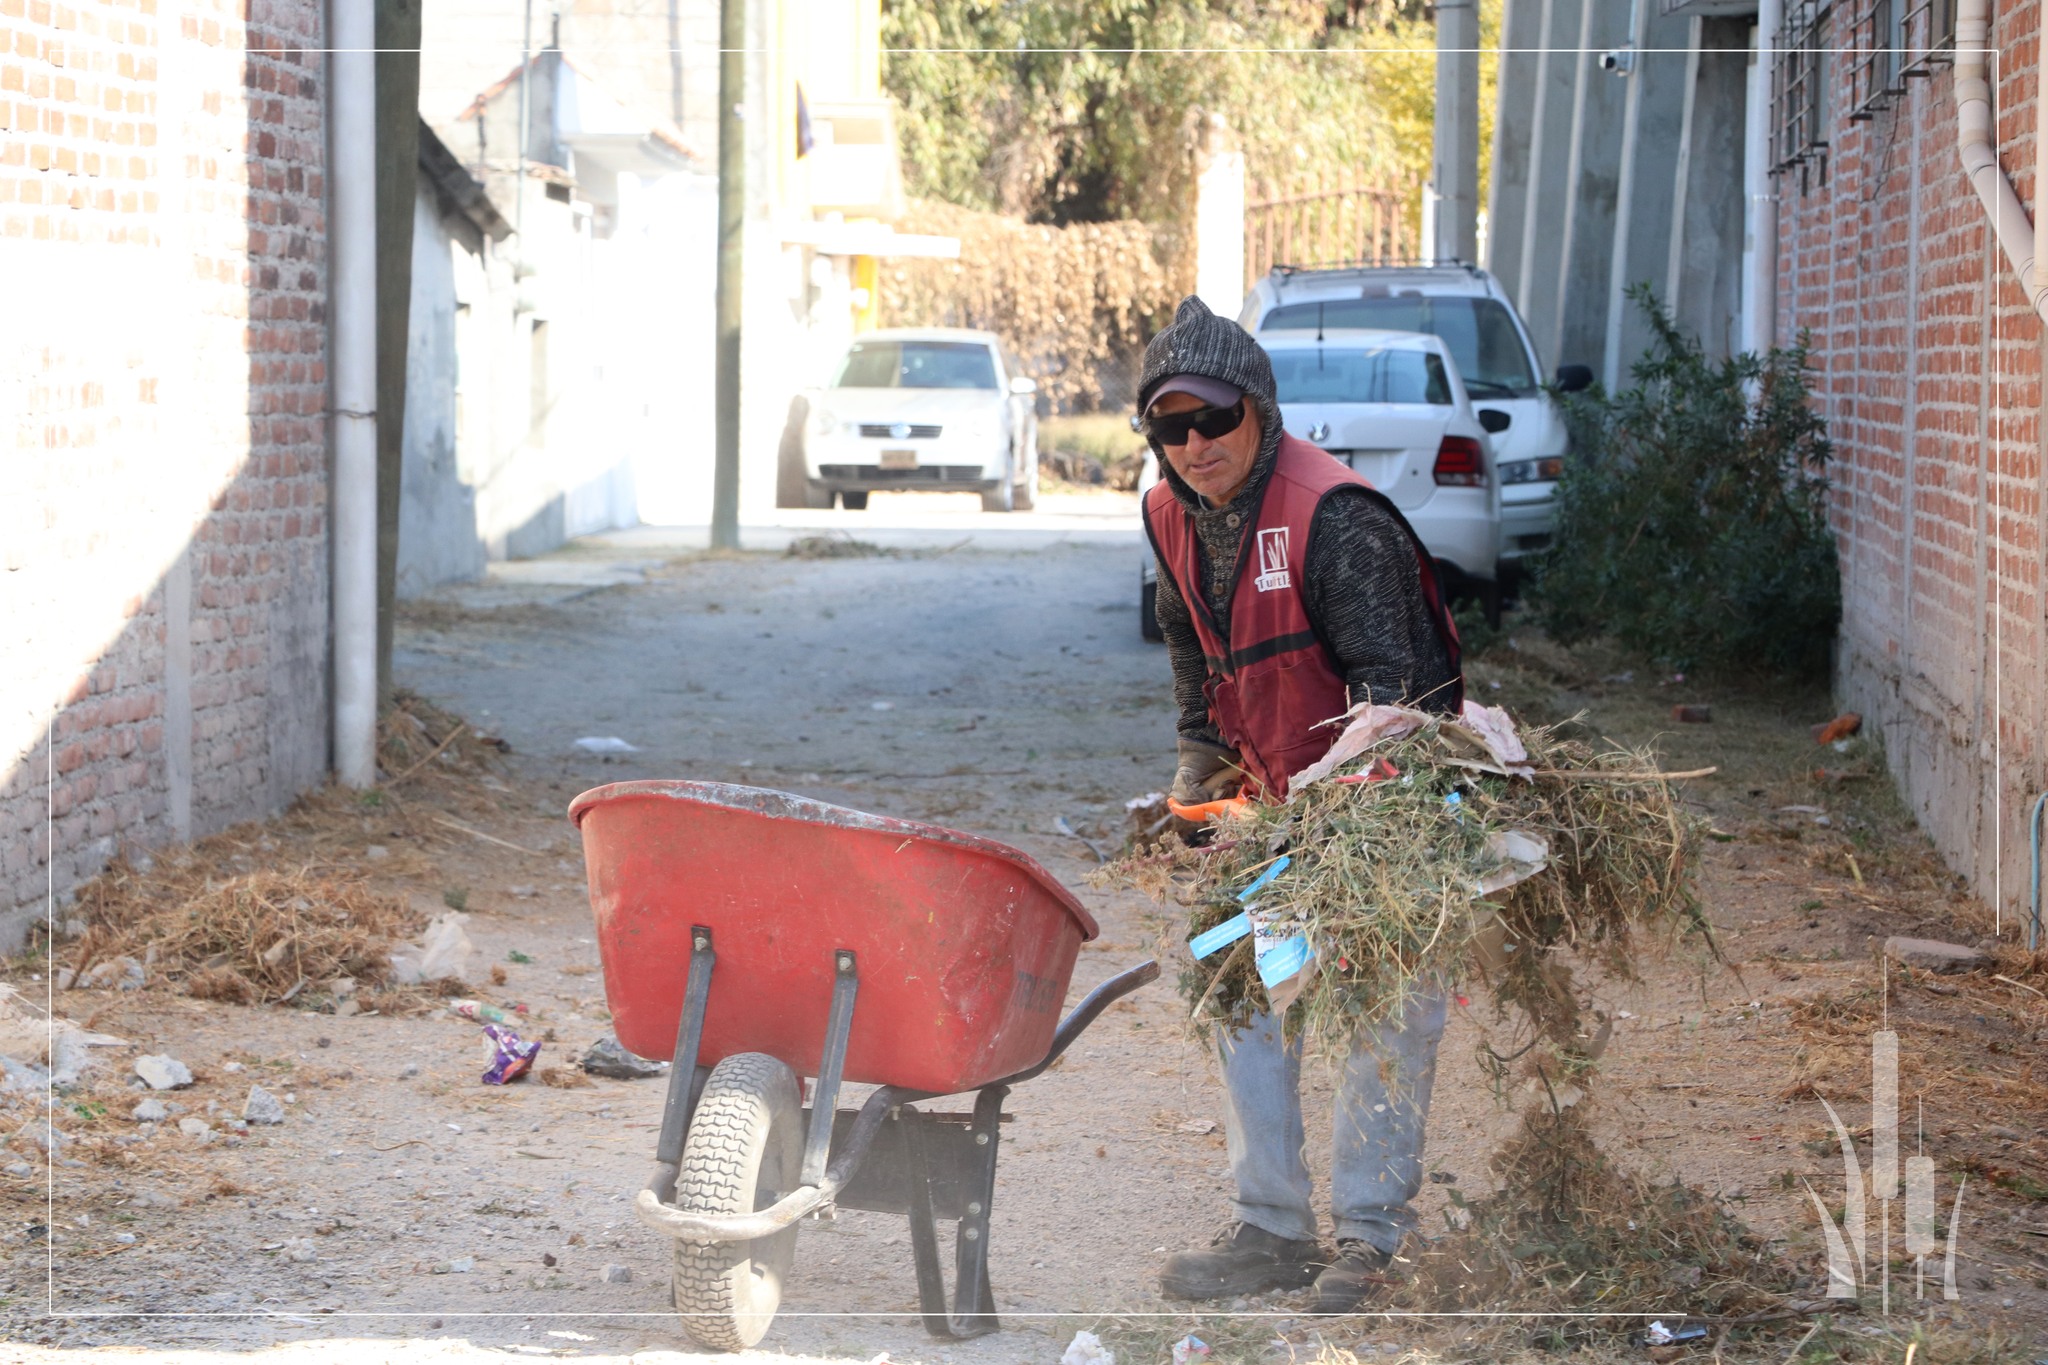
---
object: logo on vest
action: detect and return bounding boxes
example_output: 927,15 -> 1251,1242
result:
1254,527 -> 1292,592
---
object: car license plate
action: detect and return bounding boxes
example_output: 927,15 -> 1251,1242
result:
879,449 -> 917,471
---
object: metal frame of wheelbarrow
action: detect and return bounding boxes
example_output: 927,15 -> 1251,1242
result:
632,925 -> 1159,1339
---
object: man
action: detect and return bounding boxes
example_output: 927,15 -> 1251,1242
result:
1138,295 -> 1464,1314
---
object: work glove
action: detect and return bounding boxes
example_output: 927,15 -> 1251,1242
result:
1171,738 -> 1244,805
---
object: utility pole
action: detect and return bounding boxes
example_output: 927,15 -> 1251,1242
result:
1433,0 -> 1481,265
710,0 -> 743,549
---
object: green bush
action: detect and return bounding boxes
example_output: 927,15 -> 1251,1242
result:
1532,287 -> 1839,679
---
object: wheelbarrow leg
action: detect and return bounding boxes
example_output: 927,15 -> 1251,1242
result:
801,949 -> 859,1188
905,1085 -> 1006,1339
651,927 -> 716,1191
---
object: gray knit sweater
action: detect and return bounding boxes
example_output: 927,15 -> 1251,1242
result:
1138,297 -> 1460,747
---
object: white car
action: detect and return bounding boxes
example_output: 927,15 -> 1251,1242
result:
1238,265 -> 1585,583
778,328 -> 1040,513
1137,329 -> 1501,640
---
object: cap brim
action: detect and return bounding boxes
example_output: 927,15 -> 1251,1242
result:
1145,374 -> 1244,414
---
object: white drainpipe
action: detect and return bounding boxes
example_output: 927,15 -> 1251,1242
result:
1955,0 -> 2048,319
329,0 -> 377,786
1742,0 -> 1782,355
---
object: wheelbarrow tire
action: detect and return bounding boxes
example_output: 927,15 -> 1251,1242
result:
670,1052 -> 803,1350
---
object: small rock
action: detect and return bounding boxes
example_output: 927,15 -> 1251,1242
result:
542,1252 -> 558,1267
599,1263 -> 632,1284
336,999 -> 361,1018
1884,936 -> 1987,975
15,1119 -> 64,1151
431,1257 -> 475,1274
113,1232 -> 136,1244
222,1061 -> 244,1074
242,1086 -> 286,1126
283,1237 -> 317,1263
177,1118 -> 211,1139
399,1063 -> 420,1080
131,1098 -> 168,1123
365,845 -> 390,861
581,1035 -> 667,1080
1671,704 -> 1712,724
134,1055 -> 194,1090
5,1160 -> 31,1177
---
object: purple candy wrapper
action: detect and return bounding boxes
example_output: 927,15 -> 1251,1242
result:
481,1023 -> 541,1084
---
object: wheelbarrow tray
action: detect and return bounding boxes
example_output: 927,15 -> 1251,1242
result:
571,781 -> 1098,1096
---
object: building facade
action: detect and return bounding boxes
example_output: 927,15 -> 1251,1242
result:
1,0 -> 333,942
1488,0 -> 2048,926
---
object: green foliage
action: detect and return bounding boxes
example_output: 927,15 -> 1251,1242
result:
882,0 -> 1442,226
1532,286 -> 1839,679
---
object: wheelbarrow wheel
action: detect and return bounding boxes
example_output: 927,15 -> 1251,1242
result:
671,1052 -> 803,1350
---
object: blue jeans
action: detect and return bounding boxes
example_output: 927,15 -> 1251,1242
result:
1216,988 -> 1448,1254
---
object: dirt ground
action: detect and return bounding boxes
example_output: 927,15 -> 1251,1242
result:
4,492 -> 2044,1363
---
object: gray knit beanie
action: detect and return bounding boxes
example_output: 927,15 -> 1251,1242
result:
1137,296 -> 1285,507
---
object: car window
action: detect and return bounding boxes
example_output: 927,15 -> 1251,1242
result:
1268,346 -> 1453,406
1260,296 -> 1537,397
834,340 -> 999,390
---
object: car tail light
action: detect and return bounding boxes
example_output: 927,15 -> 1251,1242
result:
1433,435 -> 1487,487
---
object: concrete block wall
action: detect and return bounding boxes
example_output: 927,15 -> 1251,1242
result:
0,0 -> 331,945
1775,3 -> 2048,925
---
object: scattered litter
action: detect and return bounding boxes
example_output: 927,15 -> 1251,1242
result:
507,951 -> 533,965
453,999 -> 522,1026
1640,1321 -> 1707,1346
389,912 -> 473,986
134,1055 -> 194,1091
1176,1119 -> 1217,1136
581,1035 -> 666,1080
1054,815 -> 1107,864
1061,1330 -> 1114,1365
482,1025 -> 542,1085
131,1098 -> 167,1124
1811,712 -> 1862,744
1171,1336 -> 1210,1365
573,737 -> 641,754
243,1086 -> 286,1126
431,1257 -> 476,1274
599,1263 -> 632,1283
1670,704 -> 1712,724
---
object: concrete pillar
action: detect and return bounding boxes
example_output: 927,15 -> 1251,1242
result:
1514,0 -> 1586,371
1603,7 -> 1696,387
1666,16 -> 1752,359
1194,115 -> 1247,314
1552,0 -> 1634,375
1433,0 -> 1481,265
1486,0 -> 1543,289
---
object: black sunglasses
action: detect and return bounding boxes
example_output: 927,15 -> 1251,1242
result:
1141,399 -> 1246,447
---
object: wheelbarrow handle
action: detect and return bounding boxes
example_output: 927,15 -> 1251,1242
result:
989,959 -> 1160,1088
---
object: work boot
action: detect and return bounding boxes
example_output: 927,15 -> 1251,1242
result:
1312,1239 -> 1395,1314
1158,1222 -> 1322,1301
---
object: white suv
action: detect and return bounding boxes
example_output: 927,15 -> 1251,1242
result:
1238,265 -> 1586,581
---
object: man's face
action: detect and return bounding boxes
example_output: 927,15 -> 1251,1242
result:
1153,391 -> 1262,505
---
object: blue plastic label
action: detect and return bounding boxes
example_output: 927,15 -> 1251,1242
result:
1189,912 -> 1251,960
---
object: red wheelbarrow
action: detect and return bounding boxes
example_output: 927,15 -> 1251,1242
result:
571,781 -> 1157,1350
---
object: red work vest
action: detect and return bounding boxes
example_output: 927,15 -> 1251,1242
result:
1143,433 -> 1464,799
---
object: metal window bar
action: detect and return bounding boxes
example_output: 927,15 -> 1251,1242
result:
1771,0 -> 1832,181
1849,0 -> 1909,120
1900,0 -> 1957,78
1244,183 -> 1414,291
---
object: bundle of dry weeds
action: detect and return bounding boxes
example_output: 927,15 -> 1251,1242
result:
379,687 -> 510,786
1106,707 -> 1708,1054
1397,1101 -> 1796,1326
68,862 -> 423,1005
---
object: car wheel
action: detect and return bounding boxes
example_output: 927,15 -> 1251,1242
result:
840,491 -> 869,511
979,460 -> 1016,513
1012,434 -> 1037,512
1140,574 -> 1163,643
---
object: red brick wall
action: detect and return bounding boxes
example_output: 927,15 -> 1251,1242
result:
0,0 -> 331,942
1775,5 -> 2048,925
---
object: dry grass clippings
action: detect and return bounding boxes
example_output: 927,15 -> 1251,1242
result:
67,864 -> 423,1005
785,534 -> 893,561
